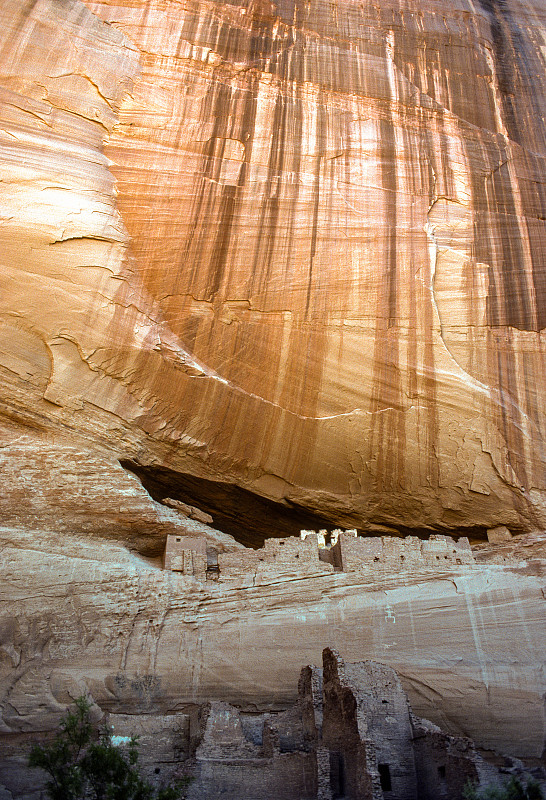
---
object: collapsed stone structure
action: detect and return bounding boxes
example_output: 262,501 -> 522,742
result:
181,648 -> 516,800
3,643 -> 540,800
162,531 -> 474,582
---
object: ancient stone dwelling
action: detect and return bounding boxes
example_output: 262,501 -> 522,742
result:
162,530 -> 474,582
123,648 -> 510,800
162,534 -> 207,577
1,0 -> 546,797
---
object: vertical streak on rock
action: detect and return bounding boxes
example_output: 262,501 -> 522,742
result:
306,151 -> 322,316
250,91 -> 286,298
456,0 -> 546,499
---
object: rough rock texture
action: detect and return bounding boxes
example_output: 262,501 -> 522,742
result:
0,422 -> 242,555
0,0 -> 545,538
0,1 -> 545,796
1,530 -> 544,754
0,534 -> 544,797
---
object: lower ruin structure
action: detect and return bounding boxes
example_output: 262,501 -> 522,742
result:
130,648 -> 532,800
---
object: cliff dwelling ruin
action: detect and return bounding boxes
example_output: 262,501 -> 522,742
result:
162,530 -> 475,583
0,0 -> 545,797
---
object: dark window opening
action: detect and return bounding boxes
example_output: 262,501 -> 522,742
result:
330,752 -> 345,799
176,538 -> 181,542
438,765 -> 446,780
381,699 -> 388,704
378,764 -> 392,792
154,768 -> 160,774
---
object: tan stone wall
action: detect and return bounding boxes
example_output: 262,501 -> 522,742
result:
213,531 -> 474,583
163,535 -> 207,577
218,535 -> 334,583
336,533 -> 474,573
187,702 -> 316,800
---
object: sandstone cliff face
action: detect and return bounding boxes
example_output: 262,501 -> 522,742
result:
0,3 -> 545,796
0,531 -> 544,772
0,0 -> 545,538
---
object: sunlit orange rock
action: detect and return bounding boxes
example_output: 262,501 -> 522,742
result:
1,0 -> 545,539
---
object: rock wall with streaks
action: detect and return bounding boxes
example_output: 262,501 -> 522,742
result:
0,0 -> 544,540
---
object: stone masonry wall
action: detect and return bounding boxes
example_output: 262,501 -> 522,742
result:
186,702 -> 316,800
163,535 -> 207,578
165,531 -> 475,583
321,648 -> 419,800
333,533 -> 474,573
218,534 -> 334,583
411,717 -> 483,800
342,659 -> 419,800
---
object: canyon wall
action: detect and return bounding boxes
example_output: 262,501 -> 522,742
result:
0,1 -> 545,796
0,0 -> 545,539
0,531 -> 544,773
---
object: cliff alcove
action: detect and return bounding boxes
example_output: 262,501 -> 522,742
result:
120,459 -> 339,548
122,460 -> 491,549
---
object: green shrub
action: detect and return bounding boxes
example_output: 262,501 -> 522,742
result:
29,696 -> 190,800
463,775 -> 544,800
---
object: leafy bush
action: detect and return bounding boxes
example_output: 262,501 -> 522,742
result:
463,775 -> 544,800
29,696 -> 190,800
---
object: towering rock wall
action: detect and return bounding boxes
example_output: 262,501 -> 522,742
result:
0,0 -> 544,538
1,6 -> 545,797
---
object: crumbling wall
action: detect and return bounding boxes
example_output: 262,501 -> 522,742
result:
332,533 -> 474,574
342,659 -> 419,800
320,649 -> 383,800
218,534 -> 334,583
164,530 -> 475,582
299,650 -> 513,800
107,713 -> 190,784
411,716 -> 483,800
187,702 -> 316,800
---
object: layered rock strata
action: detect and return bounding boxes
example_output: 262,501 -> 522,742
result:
0,0 -> 545,536
1,1 -> 546,796
0,529 -> 544,767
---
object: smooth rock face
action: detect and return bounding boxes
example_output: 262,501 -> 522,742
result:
0,0 -> 544,536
